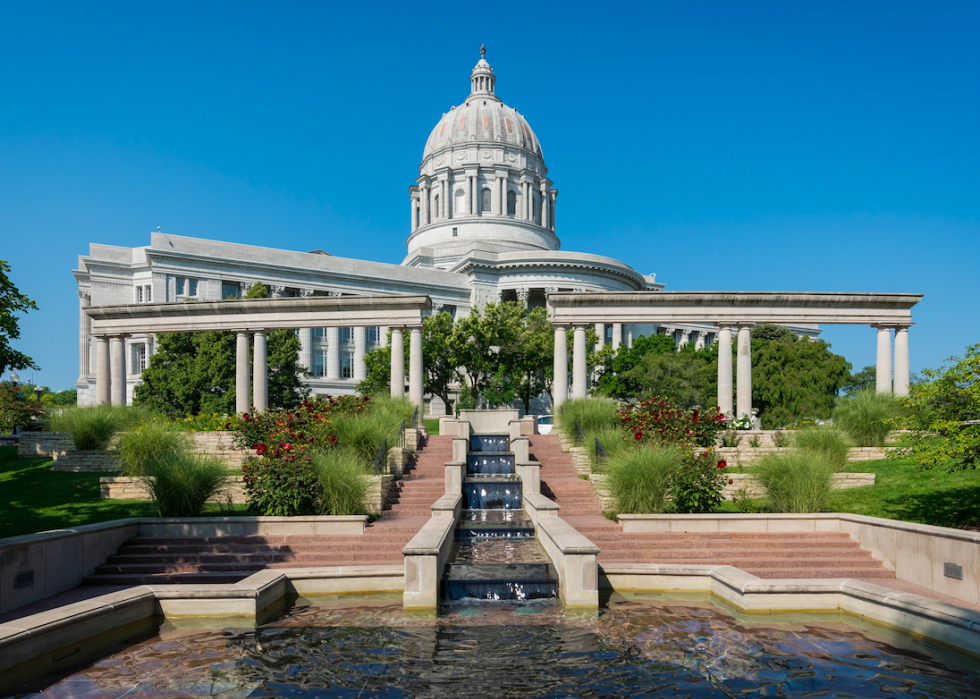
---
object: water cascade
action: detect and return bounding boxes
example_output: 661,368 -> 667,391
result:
443,433 -> 559,601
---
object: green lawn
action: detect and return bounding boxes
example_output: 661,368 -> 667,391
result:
424,418 -> 440,435
0,446 -> 245,540
721,455 -> 980,529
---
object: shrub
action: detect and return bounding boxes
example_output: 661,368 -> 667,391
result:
315,449 -> 369,515
748,435 -> 761,448
143,454 -> 228,517
330,410 -> 401,468
557,398 -> 618,441
773,430 -> 789,448
756,451 -> 834,513
115,421 -> 191,477
793,427 -> 851,472
833,390 -> 900,447
0,382 -> 46,433
719,430 -> 741,448
619,398 -> 725,448
242,456 -> 321,516
671,449 -> 728,514
606,447 -> 681,514
48,405 -> 146,450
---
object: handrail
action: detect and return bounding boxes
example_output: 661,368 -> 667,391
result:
574,418 -> 585,447
593,436 -> 608,473
396,419 -> 407,449
411,405 -> 419,429
372,438 -> 388,475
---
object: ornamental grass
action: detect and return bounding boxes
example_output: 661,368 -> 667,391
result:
793,427 -> 851,471
47,404 -> 147,451
756,451 -> 834,514
114,421 -> 192,477
606,446 -> 681,514
556,397 -> 618,441
143,453 -> 228,518
832,389 -> 901,447
314,449 -> 369,516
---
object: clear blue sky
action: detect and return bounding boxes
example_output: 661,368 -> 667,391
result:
2,1 -> 977,390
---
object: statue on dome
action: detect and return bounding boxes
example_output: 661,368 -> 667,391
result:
480,44 -> 486,59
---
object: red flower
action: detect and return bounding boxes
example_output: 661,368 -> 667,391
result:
717,460 -> 727,469
634,432 -> 643,441
728,478 -> 734,484
255,444 -> 267,455
328,435 -> 339,446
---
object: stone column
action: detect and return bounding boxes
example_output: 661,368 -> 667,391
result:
894,326 -> 910,397
694,331 -> 705,351
463,176 -> 471,215
595,323 -> 605,351
420,184 -> 429,225
553,325 -> 568,410
876,326 -> 893,393
736,326 -> 752,418
236,332 -> 250,414
353,326 -> 367,381
541,183 -> 550,228
390,327 -> 405,397
109,336 -> 126,405
379,326 -> 389,348
326,327 -> 340,379
572,325 -> 588,399
409,326 -> 423,412
95,336 -> 110,404
253,331 -> 268,412
499,175 -> 506,215
410,195 -> 418,233
78,292 -> 91,382
717,326 -> 733,416
612,323 -> 623,351
299,328 -> 313,374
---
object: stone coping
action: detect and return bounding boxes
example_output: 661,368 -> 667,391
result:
536,516 -> 599,556
599,563 -> 980,656
402,516 -> 454,556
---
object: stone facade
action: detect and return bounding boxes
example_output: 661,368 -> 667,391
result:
715,445 -> 894,466
18,432 -> 74,459
187,431 -> 248,468
52,451 -> 121,472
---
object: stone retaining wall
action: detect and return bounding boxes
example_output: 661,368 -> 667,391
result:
187,431 -> 248,467
52,451 -> 120,472
18,432 -> 74,459
100,474 -> 392,514
589,471 -> 876,511
716,445 -> 892,466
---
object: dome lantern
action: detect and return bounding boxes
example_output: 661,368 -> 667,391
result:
470,45 -> 496,97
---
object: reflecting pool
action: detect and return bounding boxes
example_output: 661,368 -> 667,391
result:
17,593 -> 980,698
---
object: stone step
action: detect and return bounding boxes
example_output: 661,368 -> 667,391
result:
591,532 -> 853,541
85,572 -> 254,585
591,539 -> 865,551
597,554 -> 879,569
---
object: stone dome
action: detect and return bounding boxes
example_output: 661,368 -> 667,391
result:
421,52 -> 543,163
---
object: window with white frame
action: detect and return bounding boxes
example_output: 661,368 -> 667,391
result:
367,326 -> 380,348
133,344 -> 147,375
136,286 -> 143,303
175,277 -> 198,298
341,348 -> 354,379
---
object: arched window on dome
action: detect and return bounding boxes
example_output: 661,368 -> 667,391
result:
481,188 -> 491,214
432,194 -> 439,220
507,190 -> 517,216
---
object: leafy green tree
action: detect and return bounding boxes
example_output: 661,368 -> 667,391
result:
593,334 -> 676,400
750,324 -> 851,428
510,307 -> 554,413
0,381 -> 45,432
421,311 -> 458,411
899,343 -> 980,471
134,283 -> 308,414
842,365 -> 876,395
626,342 -> 719,408
453,301 -> 526,399
0,260 -> 39,377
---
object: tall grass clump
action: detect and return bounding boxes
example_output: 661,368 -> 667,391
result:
330,408 -> 404,467
590,426 -> 630,472
314,450 -> 369,515
556,397 -> 618,441
606,446 -> 681,514
115,421 -> 191,476
48,405 -> 147,450
756,451 -> 834,513
793,427 -> 851,472
833,390 -> 901,447
143,454 -> 228,518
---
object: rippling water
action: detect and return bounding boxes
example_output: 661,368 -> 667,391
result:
20,595 -> 980,698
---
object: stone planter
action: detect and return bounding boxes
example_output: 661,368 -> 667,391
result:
589,471 -> 875,510
53,450 -> 120,472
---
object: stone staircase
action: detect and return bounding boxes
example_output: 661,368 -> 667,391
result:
84,435 -> 452,586
530,434 -> 894,581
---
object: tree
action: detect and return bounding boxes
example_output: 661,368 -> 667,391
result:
842,365 -> 876,395
0,260 -> 39,377
0,382 -> 45,433
509,306 -> 554,413
750,324 -> 851,428
134,283 -> 308,414
593,334 -> 676,400
626,342 -> 718,408
899,343 -> 980,471
453,302 -> 526,398
422,311 -> 458,411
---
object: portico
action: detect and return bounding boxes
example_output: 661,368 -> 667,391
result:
87,295 -> 430,414
549,291 -> 923,415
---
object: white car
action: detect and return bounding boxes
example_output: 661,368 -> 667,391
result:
537,414 -> 554,435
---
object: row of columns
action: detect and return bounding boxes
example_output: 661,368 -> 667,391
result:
93,335 -> 129,406
553,322 -> 912,415
387,326 -> 424,413
411,174 -> 555,231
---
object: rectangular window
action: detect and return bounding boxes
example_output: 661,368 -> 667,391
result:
452,227 -> 458,237
136,287 -> 143,303
145,285 -> 152,302
367,327 -> 380,347
137,345 -> 147,374
314,348 -> 327,378
222,282 -> 241,299
312,327 -> 326,343
189,279 -> 198,297
176,278 -> 185,295
341,349 -> 354,379
340,327 -> 354,344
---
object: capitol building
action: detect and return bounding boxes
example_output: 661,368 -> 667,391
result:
73,50 -> 816,412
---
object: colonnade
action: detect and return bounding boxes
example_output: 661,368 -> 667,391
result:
94,325 -> 425,415
552,322 -> 912,415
